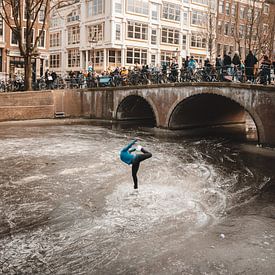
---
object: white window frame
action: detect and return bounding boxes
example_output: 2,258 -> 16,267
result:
127,0 -> 149,15
162,2 -> 180,22
191,33 -> 206,48
126,48 -> 147,65
67,25 -> 80,45
68,48 -> 80,67
50,32 -> 61,47
38,29 -> 46,48
191,10 -> 206,26
115,24 -> 121,40
50,53 -> 61,68
161,27 -> 180,45
127,21 -> 148,40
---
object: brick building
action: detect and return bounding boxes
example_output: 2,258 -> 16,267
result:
0,1 -> 49,81
216,0 -> 275,60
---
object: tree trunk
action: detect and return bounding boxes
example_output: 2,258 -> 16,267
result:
24,55 -> 33,91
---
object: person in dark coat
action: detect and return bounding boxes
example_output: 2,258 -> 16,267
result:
232,51 -> 241,81
245,50 -> 258,82
260,55 -> 271,85
223,52 -> 232,75
232,51 -> 241,66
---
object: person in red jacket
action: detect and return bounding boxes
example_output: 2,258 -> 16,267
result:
120,139 -> 152,189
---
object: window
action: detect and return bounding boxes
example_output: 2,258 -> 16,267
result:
239,25 -> 245,39
126,48 -> 147,64
192,11 -> 206,26
224,22 -> 229,35
217,43 -> 221,55
38,30 -> 45,48
223,45 -> 228,55
183,10 -> 188,26
67,10 -> 80,23
151,54 -> 156,65
151,3 -> 159,20
151,29 -> 157,45
231,4 -> 236,16
39,5 -> 46,22
11,29 -> 19,45
115,24 -> 121,40
127,21 -> 148,40
108,50 -> 121,65
51,17 -> 62,28
240,7 -> 245,19
192,0 -> 208,5
94,50 -> 104,65
191,33 -> 206,48
218,20 -> 223,34
162,2 -> 180,21
252,28 -> 257,41
23,28 -> 34,46
0,17 -> 3,37
50,54 -> 61,68
24,0 -> 35,20
11,1 -> 19,19
161,28 -> 179,44
219,1 -> 224,13
115,0 -> 122,13
182,34 -> 187,49
68,25 -> 80,45
231,23 -> 235,37
247,8 -> 252,20
263,4 -> 269,14
108,50 -> 116,63
225,2 -> 230,16
127,0 -> 149,15
88,24 -> 104,42
68,49 -> 80,67
161,51 -> 174,64
87,0 -> 104,16
50,32 -> 61,47
263,24 -> 269,35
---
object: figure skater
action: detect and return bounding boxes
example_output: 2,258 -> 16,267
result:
120,139 -> 152,189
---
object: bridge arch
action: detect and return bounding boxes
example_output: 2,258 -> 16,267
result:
168,92 -> 262,141
116,95 -> 157,127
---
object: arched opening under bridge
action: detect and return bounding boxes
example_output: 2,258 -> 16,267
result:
169,94 -> 258,141
116,95 -> 156,127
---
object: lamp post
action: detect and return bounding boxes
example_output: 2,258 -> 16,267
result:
89,36 -> 97,72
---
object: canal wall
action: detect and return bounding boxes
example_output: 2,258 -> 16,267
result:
0,91 -> 54,121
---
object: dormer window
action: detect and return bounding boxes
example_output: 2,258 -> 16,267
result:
67,10 -> 80,23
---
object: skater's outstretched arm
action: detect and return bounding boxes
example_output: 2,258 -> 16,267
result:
120,139 -> 137,152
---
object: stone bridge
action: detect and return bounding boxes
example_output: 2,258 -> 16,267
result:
57,82 -> 273,146
0,83 -> 275,145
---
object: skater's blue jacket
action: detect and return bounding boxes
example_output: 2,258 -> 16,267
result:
120,139 -> 137,165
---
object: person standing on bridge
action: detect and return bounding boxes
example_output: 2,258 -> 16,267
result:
120,139 -> 152,189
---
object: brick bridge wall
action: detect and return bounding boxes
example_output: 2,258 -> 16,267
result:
0,83 -> 274,145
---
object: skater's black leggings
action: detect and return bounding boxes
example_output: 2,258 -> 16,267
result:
131,148 -> 152,189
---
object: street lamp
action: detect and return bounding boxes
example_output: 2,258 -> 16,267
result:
89,36 -> 97,72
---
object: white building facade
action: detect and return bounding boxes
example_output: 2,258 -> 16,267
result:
49,0 -> 211,74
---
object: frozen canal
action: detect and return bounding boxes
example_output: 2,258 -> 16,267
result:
0,119 -> 274,274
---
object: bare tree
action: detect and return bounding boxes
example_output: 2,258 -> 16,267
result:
241,0 -> 274,58
206,1 -> 217,62
0,0 -> 74,90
